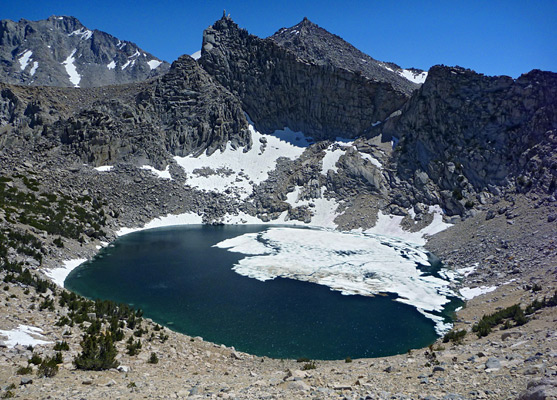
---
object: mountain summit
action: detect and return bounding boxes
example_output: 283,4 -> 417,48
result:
0,15 -> 170,87
270,18 -> 426,95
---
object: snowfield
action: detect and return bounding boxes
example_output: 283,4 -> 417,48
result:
0,325 -> 51,348
174,124 -> 305,200
62,49 -> 81,87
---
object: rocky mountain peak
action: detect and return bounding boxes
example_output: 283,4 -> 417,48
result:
270,18 -> 426,94
200,15 -> 408,140
0,15 -> 170,88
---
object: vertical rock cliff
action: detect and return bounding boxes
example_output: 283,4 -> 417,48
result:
199,15 -> 408,140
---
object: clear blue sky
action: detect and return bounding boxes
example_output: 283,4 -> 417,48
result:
2,0 -> 555,77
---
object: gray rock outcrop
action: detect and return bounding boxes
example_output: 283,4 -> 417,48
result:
379,65 -> 557,214
0,55 -> 249,167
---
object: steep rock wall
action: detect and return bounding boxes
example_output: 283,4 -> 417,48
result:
380,66 -> 557,213
199,16 -> 408,140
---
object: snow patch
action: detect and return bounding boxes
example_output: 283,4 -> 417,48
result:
29,61 -> 38,76
398,69 -> 428,84
116,212 -> 203,237
321,145 -> 346,175
365,205 -> 452,246
268,127 -> 313,147
69,27 -> 93,40
141,165 -> 172,180
216,227 -> 456,333
0,325 -> 51,348
360,153 -> 383,169
285,186 -> 340,229
107,60 -> 116,70
94,165 -> 113,172
174,124 -> 305,200
18,50 -> 33,71
45,259 -> 87,287
191,50 -> 201,60
460,286 -> 497,300
121,60 -> 131,70
147,59 -> 162,70
62,49 -> 81,87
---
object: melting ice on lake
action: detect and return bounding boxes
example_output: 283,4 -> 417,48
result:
215,227 -> 457,334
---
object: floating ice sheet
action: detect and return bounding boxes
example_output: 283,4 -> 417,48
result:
215,227 -> 456,332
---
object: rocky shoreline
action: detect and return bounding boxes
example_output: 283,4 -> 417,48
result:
1,156 -> 555,399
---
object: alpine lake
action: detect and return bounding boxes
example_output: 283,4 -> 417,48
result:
65,224 -> 461,360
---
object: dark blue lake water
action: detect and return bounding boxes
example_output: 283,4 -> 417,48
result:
65,224 -> 449,360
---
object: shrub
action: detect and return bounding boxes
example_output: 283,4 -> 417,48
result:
148,352 -> 159,364
74,332 -> 118,371
16,366 -> 33,375
37,355 -> 59,378
345,357 -> 352,363
302,361 -> 316,370
53,341 -> 70,351
442,329 -> 467,343
28,354 -> 42,365
126,339 -> 142,356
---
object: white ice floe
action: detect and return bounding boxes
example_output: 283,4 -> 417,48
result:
216,227 -> 455,333
459,286 -> 497,300
107,60 -> 116,70
94,165 -> 113,172
0,325 -> 51,348
45,258 -> 87,287
62,49 -> 81,87
18,50 -> 33,71
69,27 -> 93,40
141,165 -> 172,179
398,69 -> 428,84
147,59 -> 162,70
174,124 -> 305,200
190,50 -> 201,60
29,61 -> 38,76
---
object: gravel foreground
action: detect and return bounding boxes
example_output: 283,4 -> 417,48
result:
1,194 -> 556,399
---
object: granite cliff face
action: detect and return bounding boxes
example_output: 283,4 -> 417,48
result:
376,66 -> 557,215
0,55 -> 249,167
199,16 -> 408,140
270,17 -> 423,95
0,16 -> 170,87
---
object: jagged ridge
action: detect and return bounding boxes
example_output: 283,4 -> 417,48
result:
0,55 -> 249,166
0,16 -> 170,87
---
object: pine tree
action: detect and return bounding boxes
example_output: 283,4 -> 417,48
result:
74,332 -> 119,370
